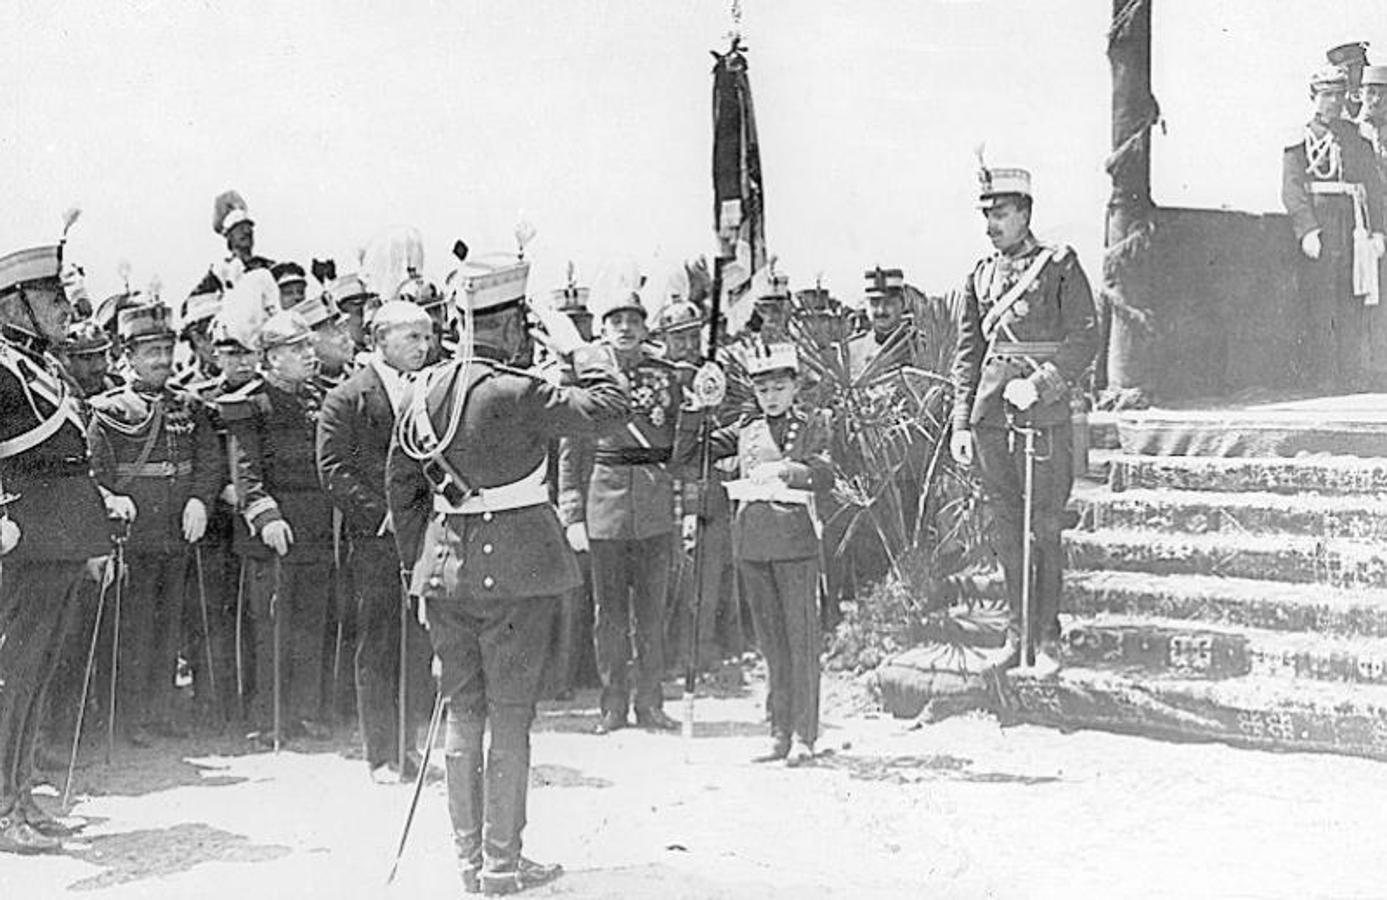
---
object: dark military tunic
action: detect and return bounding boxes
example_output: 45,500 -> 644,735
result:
0,327 -> 110,822
87,380 -> 221,729
386,340 -> 626,876
221,376 -> 333,731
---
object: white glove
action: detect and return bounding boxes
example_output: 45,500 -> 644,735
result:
565,522 -> 590,553
531,303 -> 586,357
220,483 -> 238,506
260,519 -> 295,556
182,498 -> 208,543
0,518 -> 19,555
1003,378 -> 1039,412
681,513 -> 698,553
950,429 -> 974,467
105,493 -> 137,523
1301,229 -> 1322,260
1374,233 -> 1386,258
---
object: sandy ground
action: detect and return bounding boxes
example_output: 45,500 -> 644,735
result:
4,669 -> 1386,900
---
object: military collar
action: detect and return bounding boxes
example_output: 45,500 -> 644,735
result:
469,342 -> 510,364
998,232 -> 1040,260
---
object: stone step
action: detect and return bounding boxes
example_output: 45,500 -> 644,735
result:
1107,453 -> 1387,496
1061,614 -> 1387,686
1111,400 -> 1387,458
1065,570 -> 1387,639
1065,528 -> 1387,589
1002,667 -> 1387,762
1073,486 -> 1387,540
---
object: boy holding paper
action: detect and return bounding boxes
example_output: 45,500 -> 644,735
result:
675,341 -> 832,766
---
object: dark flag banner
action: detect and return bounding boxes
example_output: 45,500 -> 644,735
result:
712,37 -> 766,335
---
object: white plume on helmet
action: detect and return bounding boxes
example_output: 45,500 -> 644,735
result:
361,226 -> 426,303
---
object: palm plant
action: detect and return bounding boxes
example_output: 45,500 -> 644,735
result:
792,288 -> 1003,655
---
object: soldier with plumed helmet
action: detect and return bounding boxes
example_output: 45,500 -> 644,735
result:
387,243 -> 628,894
950,162 -> 1099,673
0,224 -> 117,854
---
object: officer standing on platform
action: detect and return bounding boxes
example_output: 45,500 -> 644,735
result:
317,301 -> 434,782
0,237 -> 119,854
950,164 -> 1099,673
1282,65 -> 1386,391
558,289 -> 682,735
87,304 -> 222,742
388,248 -> 627,895
222,311 -> 336,745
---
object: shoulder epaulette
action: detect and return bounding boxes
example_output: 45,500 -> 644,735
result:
1044,243 -> 1073,263
216,378 -> 267,421
88,385 -> 154,432
1284,123 -> 1310,149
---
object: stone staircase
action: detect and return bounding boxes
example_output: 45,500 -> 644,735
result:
998,407 -> 1387,760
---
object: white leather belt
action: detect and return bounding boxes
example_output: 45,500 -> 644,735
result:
432,464 -> 549,515
722,479 -> 813,506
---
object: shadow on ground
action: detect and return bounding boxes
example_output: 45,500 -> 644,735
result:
54,754 -> 248,800
817,752 -> 1061,786
530,862 -> 841,899
64,822 -> 290,891
531,763 -> 613,789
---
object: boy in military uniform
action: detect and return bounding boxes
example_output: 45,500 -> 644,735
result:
388,250 -> 628,895
675,342 -> 831,765
0,238 -> 119,854
222,311 -> 335,745
558,291 -> 682,734
950,165 -> 1099,672
87,304 -> 222,742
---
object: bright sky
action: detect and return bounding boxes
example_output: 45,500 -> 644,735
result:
1,0 -> 1382,313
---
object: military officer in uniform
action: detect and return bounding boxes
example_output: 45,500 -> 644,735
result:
193,190 -> 274,296
844,267 -> 926,383
1282,65 -> 1386,391
325,272 -> 378,356
87,304 -> 222,742
793,285 -> 850,351
291,291 -> 355,392
1329,41 -> 1371,120
950,164 -> 1099,672
222,311 -> 336,744
273,262 -> 310,311
56,319 -> 119,398
170,287 -> 223,393
388,250 -> 627,895
0,239 -> 118,853
558,290 -> 682,734
317,301 -> 434,782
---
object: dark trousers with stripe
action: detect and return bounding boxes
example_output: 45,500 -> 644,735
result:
739,556 -> 821,745
0,561 -> 86,814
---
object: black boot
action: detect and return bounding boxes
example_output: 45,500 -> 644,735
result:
482,704 -> 557,891
445,712 -> 485,894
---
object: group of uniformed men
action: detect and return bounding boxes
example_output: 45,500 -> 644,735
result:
1283,41 -> 1387,390
0,161 -> 1097,894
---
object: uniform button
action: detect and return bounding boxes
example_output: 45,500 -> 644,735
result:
436,547 -> 446,558
482,576 -> 495,589
482,543 -> 493,554
482,511 -> 493,522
